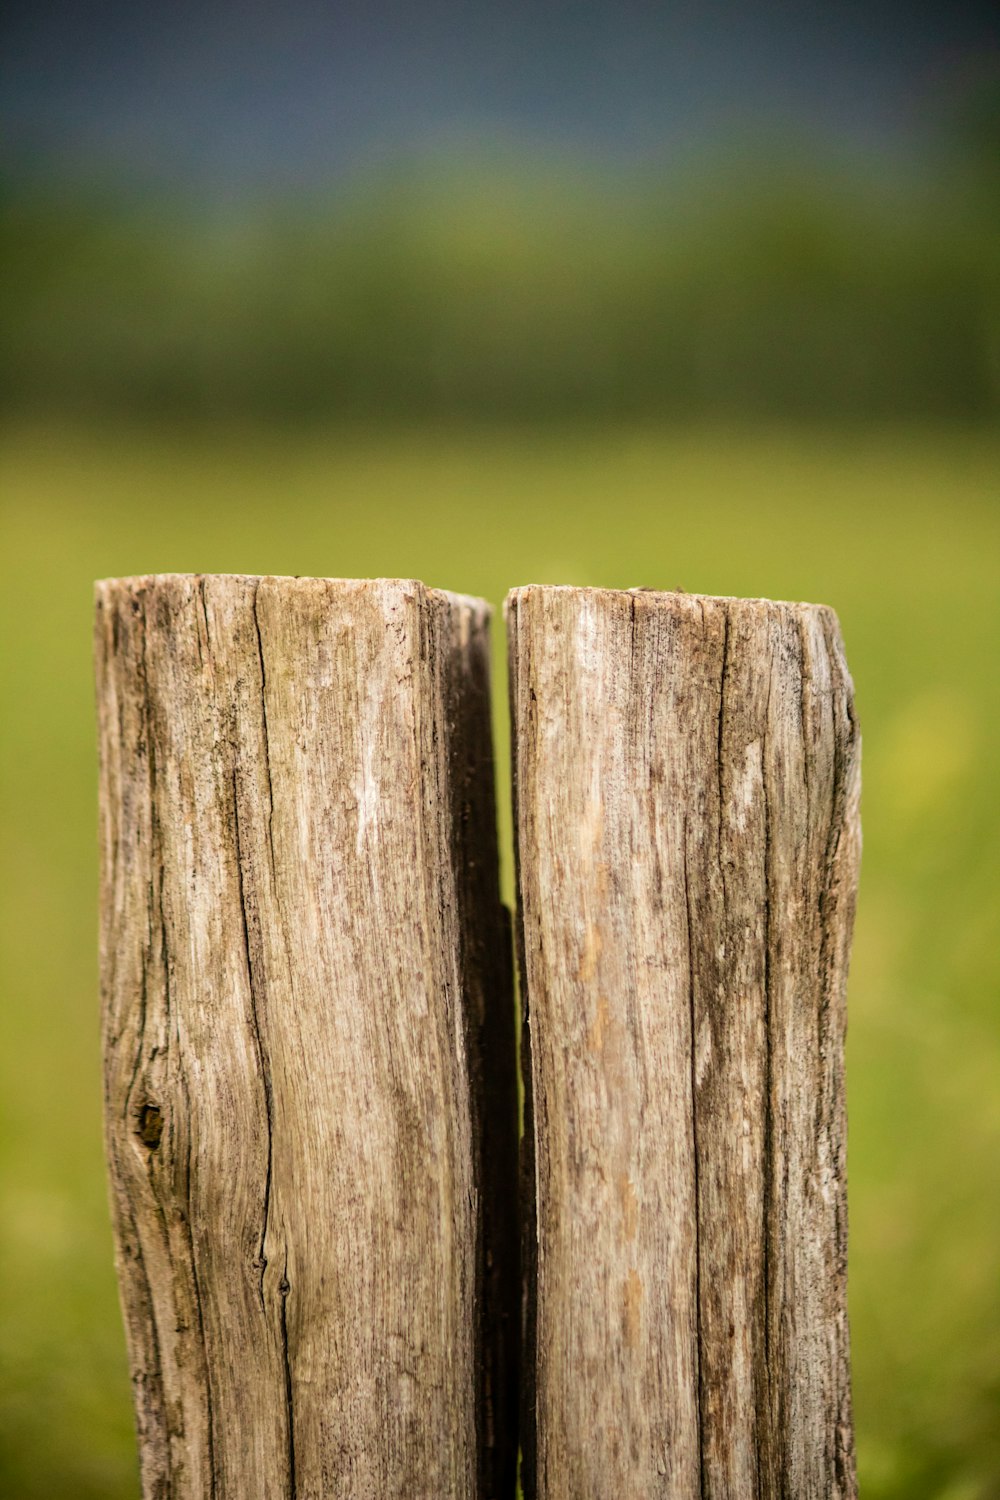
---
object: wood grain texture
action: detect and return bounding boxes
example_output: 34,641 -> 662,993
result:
95,574 -> 517,1500
508,586 -> 860,1500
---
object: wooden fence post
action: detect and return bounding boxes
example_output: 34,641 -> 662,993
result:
508,586 -> 861,1499
95,575 -> 518,1499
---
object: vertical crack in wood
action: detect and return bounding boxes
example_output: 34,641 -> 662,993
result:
123,938 -> 149,1125
508,593 -> 539,1500
439,592 -> 520,1500
628,591 -> 638,689
231,768 -> 272,1316
760,654 -> 776,1500
251,581 -> 278,880
683,814 -> 706,1500
198,575 -> 211,669
278,1253 -> 297,1499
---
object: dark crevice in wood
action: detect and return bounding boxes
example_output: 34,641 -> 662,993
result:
197,575 -> 211,669
123,955 -> 150,1125
760,659 -> 777,1500
509,595 -> 539,1500
137,1103 -> 164,1149
440,594 -> 519,1500
508,596 -> 537,1500
683,815 -> 706,1500
628,591 -> 638,687
278,1255 -> 297,1500
231,767 -> 273,1317
251,581 -> 278,882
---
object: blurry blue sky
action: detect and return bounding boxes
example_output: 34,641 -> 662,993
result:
3,0 -> 998,197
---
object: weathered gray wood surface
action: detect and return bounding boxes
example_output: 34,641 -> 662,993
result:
96,574 -> 518,1499
508,586 -> 861,1500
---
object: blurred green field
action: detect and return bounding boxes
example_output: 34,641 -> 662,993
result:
0,420 -> 998,1498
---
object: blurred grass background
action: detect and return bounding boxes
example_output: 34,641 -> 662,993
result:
2,4 -> 1000,1495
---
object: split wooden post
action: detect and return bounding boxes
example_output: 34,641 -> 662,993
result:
95,575 -> 518,1499
508,586 -> 861,1500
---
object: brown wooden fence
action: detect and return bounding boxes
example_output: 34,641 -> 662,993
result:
96,575 -> 860,1499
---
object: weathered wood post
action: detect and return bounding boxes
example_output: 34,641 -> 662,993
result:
508,586 -> 861,1499
95,575 -> 518,1499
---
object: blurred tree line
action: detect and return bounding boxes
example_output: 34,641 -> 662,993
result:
2,116 -> 998,423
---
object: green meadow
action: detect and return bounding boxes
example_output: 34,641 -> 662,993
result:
1,419 -> 998,1497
